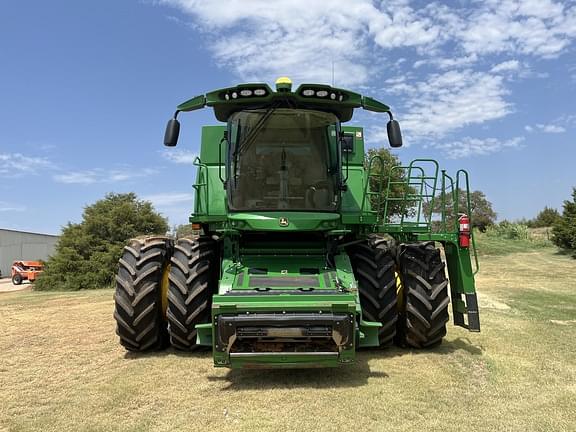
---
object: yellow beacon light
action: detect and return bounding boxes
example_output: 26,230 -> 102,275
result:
275,76 -> 292,92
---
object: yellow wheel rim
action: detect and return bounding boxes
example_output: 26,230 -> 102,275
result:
395,269 -> 404,311
160,263 -> 171,319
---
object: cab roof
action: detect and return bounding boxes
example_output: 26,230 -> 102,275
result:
175,82 -> 391,122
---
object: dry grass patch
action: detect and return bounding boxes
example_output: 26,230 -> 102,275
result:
1,249 -> 575,432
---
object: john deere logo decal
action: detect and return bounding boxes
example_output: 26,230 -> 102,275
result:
279,217 -> 289,227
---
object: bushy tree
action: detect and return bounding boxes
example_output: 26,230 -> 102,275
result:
528,206 -> 561,228
36,193 -> 168,290
425,189 -> 496,232
551,188 -> 576,257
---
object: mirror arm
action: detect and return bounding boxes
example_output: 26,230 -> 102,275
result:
387,111 -> 394,121
173,110 -> 180,120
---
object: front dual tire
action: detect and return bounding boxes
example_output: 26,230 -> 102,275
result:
349,237 -> 450,349
114,235 -> 217,352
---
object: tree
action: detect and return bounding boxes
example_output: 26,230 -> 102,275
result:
173,223 -> 201,238
425,189 -> 496,232
529,206 -> 561,228
35,193 -> 168,290
551,188 -> 576,257
364,148 -> 415,220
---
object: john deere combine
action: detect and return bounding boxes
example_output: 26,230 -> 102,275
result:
114,78 -> 480,368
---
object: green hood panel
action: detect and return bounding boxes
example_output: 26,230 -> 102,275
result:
228,212 -> 340,231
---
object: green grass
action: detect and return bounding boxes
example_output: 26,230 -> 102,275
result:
1,249 -> 575,432
474,228 -> 554,256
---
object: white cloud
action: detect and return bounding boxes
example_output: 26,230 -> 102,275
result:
53,168 -> 158,184
161,0 -> 576,86
387,70 -> 511,139
431,136 -> 525,159
526,123 -> 567,133
142,192 -> 194,207
0,153 -> 53,176
457,0 -> 576,58
0,201 -> 26,212
160,0 -> 576,154
161,149 -> 198,164
538,124 -> 566,133
491,60 -> 521,73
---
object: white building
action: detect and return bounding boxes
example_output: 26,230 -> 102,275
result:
0,229 -> 59,278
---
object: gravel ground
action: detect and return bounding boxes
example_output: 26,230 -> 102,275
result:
0,277 -> 32,293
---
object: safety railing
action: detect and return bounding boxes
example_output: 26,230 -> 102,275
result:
191,157 -> 209,217
360,158 -> 479,273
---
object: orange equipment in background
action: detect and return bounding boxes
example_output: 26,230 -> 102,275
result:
11,261 -> 44,285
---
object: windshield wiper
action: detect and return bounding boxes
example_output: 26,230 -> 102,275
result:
236,104 -> 279,156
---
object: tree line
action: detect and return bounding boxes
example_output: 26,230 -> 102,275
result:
35,153 -> 576,290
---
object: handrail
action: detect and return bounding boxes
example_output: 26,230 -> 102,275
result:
192,157 -> 209,216
407,159 -> 439,229
361,155 -> 387,221
456,169 -> 480,275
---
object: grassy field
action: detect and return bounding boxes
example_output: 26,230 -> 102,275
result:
1,246 -> 575,431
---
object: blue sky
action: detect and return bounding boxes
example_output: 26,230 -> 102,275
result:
1,0 -> 575,235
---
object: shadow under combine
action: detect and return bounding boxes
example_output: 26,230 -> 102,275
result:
122,336 -> 483,390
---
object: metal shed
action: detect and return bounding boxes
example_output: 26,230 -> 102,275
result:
0,229 -> 59,278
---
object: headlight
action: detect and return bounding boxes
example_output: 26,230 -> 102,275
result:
254,88 -> 267,96
302,89 -> 315,97
240,89 -> 253,97
316,90 -> 328,97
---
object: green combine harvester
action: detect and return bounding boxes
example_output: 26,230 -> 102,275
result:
114,77 -> 480,368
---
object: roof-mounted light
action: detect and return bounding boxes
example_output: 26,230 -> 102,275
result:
275,76 -> 293,92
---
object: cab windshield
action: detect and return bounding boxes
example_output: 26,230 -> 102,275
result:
227,109 -> 340,212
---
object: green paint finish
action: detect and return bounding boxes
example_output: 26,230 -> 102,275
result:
176,82 -> 386,123
443,241 -> 477,295
195,323 -> 212,346
358,320 -> 381,347
169,80 -> 481,368
224,353 -> 350,369
361,96 -> 391,113
341,126 -> 366,166
199,126 -> 227,164
228,212 -> 340,231
177,94 -> 206,112
212,294 -> 357,312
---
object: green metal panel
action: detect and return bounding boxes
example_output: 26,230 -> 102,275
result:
341,126 -> 365,166
200,126 -> 226,164
228,212 -> 340,231
177,95 -> 206,112
341,168 -> 366,218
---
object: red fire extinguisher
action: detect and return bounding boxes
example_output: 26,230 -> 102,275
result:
458,214 -> 471,248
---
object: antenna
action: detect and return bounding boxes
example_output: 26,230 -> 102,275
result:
331,59 -> 335,86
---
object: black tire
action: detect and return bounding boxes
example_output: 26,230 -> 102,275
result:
349,236 -> 398,347
114,236 -> 172,352
12,274 -> 23,285
398,242 -> 450,348
167,236 -> 218,351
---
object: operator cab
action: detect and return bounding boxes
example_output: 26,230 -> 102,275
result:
227,108 -> 340,212
163,77 -> 403,216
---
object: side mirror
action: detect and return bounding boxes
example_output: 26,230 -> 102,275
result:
164,118 -> 180,147
387,119 -> 403,148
